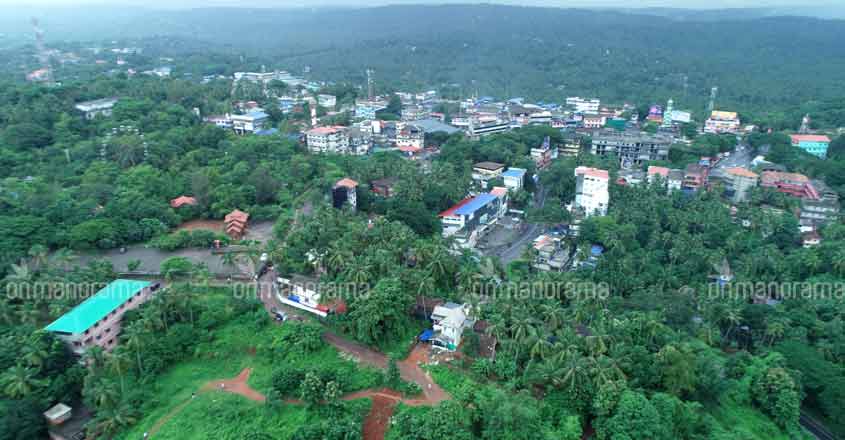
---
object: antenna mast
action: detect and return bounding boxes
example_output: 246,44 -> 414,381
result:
708,86 -> 718,113
366,69 -> 374,100
31,18 -> 54,85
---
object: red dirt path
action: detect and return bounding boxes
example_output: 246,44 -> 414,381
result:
175,219 -> 224,232
199,367 -> 265,402
147,368 -> 264,437
361,395 -> 397,440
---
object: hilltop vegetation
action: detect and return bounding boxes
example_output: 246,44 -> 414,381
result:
3,5 -> 845,128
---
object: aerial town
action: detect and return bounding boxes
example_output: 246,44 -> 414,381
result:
2,4 -> 845,440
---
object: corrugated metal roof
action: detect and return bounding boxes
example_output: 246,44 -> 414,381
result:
45,280 -> 151,334
455,193 -> 497,216
503,168 -> 526,178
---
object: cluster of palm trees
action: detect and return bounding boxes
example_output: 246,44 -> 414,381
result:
0,332 -> 54,399
82,286 -> 203,437
1,246 -> 78,326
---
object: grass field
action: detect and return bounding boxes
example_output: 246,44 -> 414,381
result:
116,316 -> 382,439
147,393 -> 370,439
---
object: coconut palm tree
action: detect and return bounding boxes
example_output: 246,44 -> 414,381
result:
122,322 -> 146,374
5,260 -> 31,283
108,351 -> 132,395
27,244 -> 49,272
50,248 -> 77,272
0,364 -> 43,398
326,244 -> 351,275
92,403 -> 137,438
220,251 -> 238,274
764,316 -> 789,346
20,339 -> 50,371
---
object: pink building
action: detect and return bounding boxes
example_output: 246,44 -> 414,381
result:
45,280 -> 159,355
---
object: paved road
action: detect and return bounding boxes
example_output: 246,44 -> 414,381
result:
800,411 -> 838,440
496,185 -> 548,264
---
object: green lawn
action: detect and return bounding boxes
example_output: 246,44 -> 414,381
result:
116,318 -> 382,439
705,381 -> 799,440
147,393 -> 370,440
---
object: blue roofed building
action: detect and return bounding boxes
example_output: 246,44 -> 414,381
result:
231,110 -> 270,134
502,168 -> 527,192
255,128 -> 279,136
439,193 -> 501,248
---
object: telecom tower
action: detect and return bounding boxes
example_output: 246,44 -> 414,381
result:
799,114 -> 811,134
31,18 -> 53,85
366,69 -> 374,100
708,87 -> 718,113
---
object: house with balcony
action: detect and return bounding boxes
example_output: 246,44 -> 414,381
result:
574,166 -> 609,217
471,162 -> 505,189
683,164 -> 709,192
430,302 -> 474,351
532,234 -> 570,272
44,280 -> 160,355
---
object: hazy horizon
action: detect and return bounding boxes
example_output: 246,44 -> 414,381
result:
0,0 -> 842,10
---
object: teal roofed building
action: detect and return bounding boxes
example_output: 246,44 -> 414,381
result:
45,279 -> 158,355
790,134 -> 831,159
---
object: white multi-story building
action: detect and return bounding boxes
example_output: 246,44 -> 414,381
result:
305,126 -> 370,155
75,97 -> 119,120
317,94 -> 337,108
704,111 -> 741,134
306,126 -> 351,154
502,168 -> 527,192
430,302 -> 474,351
231,111 -> 269,134
574,166 -> 609,217
566,97 -> 601,114
396,123 -> 424,149
401,105 -> 428,121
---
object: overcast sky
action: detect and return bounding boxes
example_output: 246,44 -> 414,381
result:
0,0 -> 835,9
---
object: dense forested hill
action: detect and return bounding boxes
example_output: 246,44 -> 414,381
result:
4,5 -> 845,124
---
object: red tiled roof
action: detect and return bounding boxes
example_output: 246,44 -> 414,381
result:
725,167 -> 759,179
334,178 -> 359,189
790,134 -> 831,144
439,196 -> 475,217
647,166 -> 670,177
489,186 -> 508,197
398,145 -> 422,153
224,209 -> 249,224
575,166 -> 609,180
170,196 -> 197,208
761,171 -> 809,184
307,126 -> 346,135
